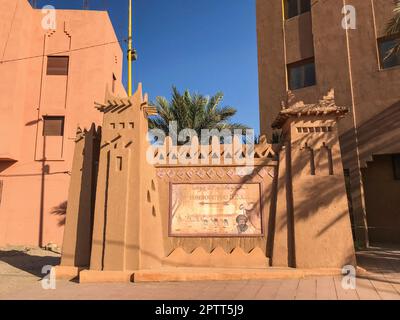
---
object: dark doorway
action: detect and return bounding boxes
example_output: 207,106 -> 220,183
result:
362,154 -> 400,244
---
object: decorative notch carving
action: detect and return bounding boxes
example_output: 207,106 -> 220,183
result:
322,143 -> 334,176
305,143 -> 316,176
297,126 -> 333,134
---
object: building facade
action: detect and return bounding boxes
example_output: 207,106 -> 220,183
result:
256,0 -> 400,246
0,0 -> 125,247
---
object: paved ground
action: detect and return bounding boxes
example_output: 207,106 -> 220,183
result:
0,246 -> 400,300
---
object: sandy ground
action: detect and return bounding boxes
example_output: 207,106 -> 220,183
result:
0,247 -> 60,297
0,246 -> 399,300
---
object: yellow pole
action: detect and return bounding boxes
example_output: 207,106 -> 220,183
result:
128,0 -> 133,96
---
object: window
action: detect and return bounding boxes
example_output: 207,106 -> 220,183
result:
378,37 -> 400,69
285,0 -> 311,19
392,154 -> 400,180
287,58 -> 316,90
46,56 -> 69,75
43,116 -> 65,136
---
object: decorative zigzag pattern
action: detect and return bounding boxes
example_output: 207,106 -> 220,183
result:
164,247 -> 269,268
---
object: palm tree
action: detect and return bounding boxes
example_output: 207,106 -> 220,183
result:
148,87 -> 249,144
385,1 -> 400,59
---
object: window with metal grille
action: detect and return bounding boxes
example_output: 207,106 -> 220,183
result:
46,56 -> 69,75
378,36 -> 400,70
287,57 -> 316,90
43,116 -> 65,136
285,0 -> 311,19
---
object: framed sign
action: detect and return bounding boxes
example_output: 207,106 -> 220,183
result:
169,183 -> 263,237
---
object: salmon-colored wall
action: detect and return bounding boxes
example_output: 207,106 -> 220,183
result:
0,0 -> 126,247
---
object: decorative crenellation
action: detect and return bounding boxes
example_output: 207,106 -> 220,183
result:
156,166 -> 275,181
74,125 -> 101,144
150,135 -> 277,167
272,89 -> 348,129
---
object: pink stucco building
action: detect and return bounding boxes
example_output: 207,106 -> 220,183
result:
0,0 -> 126,247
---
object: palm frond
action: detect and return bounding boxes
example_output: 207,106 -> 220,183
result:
384,1 -> 400,60
148,87 -> 248,144
386,2 -> 400,35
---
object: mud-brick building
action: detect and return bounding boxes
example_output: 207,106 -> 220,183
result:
0,0 -> 125,247
256,0 -> 400,245
56,86 -> 356,282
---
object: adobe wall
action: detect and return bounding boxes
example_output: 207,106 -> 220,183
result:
154,160 -> 277,269
61,125 -> 100,267
280,116 -> 355,268
59,87 -> 356,279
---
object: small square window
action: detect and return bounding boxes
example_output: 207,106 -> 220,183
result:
392,154 -> 400,180
288,58 -> 316,90
378,36 -> 400,69
47,56 -> 69,75
285,0 -> 311,19
43,116 -> 65,136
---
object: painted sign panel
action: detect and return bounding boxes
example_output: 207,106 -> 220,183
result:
170,183 -> 263,237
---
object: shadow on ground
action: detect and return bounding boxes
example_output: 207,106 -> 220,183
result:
0,250 -> 60,278
356,245 -> 400,288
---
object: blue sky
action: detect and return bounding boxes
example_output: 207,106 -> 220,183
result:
35,0 -> 260,132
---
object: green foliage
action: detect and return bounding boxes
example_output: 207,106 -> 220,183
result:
148,87 -> 249,143
385,1 -> 400,59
